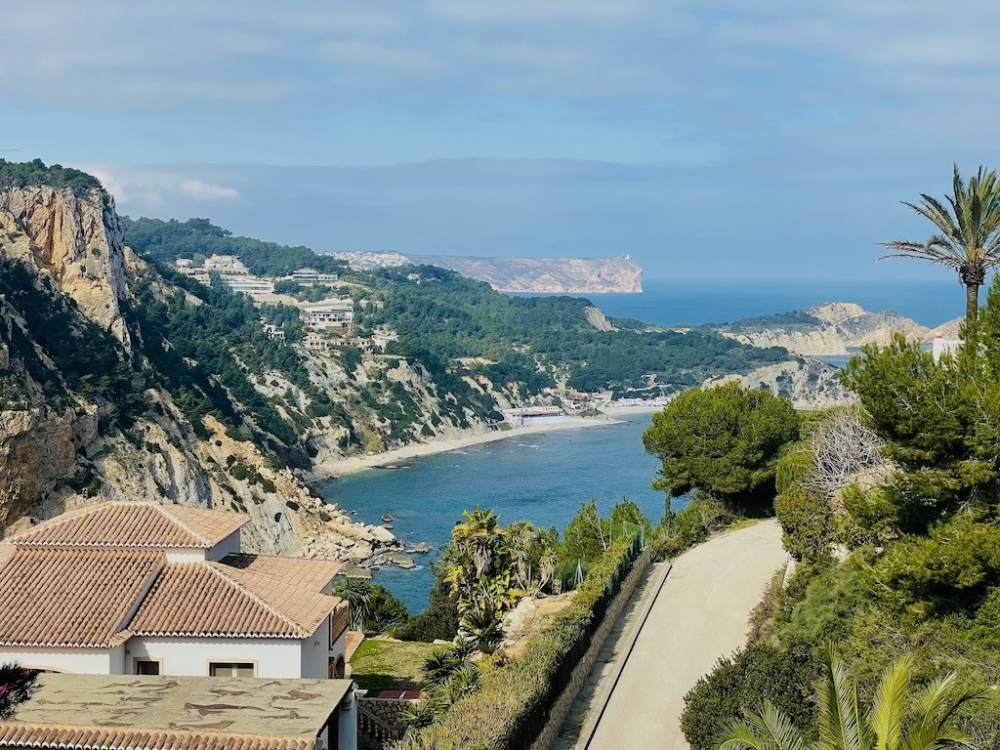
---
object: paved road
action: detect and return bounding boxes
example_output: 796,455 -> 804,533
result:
580,519 -> 788,750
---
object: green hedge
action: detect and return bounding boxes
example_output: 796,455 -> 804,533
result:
393,533 -> 643,750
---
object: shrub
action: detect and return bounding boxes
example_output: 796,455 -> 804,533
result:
681,643 -> 818,750
393,533 -> 642,750
652,493 -> 734,559
774,484 -> 833,562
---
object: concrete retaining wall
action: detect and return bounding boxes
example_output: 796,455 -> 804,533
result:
529,548 -> 653,750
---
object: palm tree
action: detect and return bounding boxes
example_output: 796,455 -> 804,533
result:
332,576 -> 373,632
452,506 -> 504,578
882,164 -> 1000,330
718,645 -> 983,750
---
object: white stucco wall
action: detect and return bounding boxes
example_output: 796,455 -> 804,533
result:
207,530 -> 242,561
127,637 -> 303,678
301,619 -> 331,679
0,647 -> 115,674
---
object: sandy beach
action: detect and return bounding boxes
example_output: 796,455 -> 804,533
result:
308,408 -> 659,480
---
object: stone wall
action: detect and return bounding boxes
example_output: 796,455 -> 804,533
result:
358,696 -> 413,748
529,548 -> 653,750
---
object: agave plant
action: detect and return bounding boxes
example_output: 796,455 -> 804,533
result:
882,164 -> 1000,329
718,645 -> 983,750
459,604 -> 505,655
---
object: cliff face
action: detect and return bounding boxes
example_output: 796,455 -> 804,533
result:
0,186 -> 129,344
704,358 -> 855,410
717,302 -> 930,356
0,180 -> 406,564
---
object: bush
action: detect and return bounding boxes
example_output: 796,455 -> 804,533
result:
398,577 -> 461,642
774,484 -> 833,562
393,533 -> 642,750
681,644 -> 819,750
652,493 -> 734,559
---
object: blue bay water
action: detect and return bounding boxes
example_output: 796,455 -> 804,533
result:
319,279 -> 964,613
320,416 -> 666,613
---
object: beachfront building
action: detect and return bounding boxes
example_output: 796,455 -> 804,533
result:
302,299 -> 355,331
2,672 -> 357,750
0,502 -> 351,681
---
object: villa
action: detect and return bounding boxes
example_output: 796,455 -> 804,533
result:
302,299 -> 355,331
0,501 -> 351,680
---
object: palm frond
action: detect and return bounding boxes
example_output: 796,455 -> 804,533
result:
818,644 -> 863,750
903,675 -> 985,750
867,653 -> 911,750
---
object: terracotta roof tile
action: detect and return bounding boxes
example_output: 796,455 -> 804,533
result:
0,548 -> 164,647
130,562 -> 341,638
221,553 -> 342,592
5,502 -> 248,550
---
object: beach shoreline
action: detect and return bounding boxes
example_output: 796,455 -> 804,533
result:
307,406 -> 661,481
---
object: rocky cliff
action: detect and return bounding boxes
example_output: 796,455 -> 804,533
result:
0,186 -> 130,344
0,179 -> 407,565
704,358 -> 855,410
716,302 -> 931,356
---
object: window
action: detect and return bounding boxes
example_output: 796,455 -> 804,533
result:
209,662 -> 255,677
134,658 -> 161,676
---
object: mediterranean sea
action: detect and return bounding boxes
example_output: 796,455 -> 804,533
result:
321,278 -> 966,613
320,415 -> 666,613
553,278 -> 965,328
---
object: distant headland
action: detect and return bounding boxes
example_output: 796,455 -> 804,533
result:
326,251 -> 644,294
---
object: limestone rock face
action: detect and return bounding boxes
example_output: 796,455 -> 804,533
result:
704,358 -> 855,410
0,408 -> 98,530
0,186 -> 129,344
718,302 -> 930,356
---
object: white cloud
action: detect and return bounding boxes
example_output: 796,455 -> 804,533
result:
178,180 -> 241,201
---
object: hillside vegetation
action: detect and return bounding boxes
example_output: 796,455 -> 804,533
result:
680,282 -> 1000,748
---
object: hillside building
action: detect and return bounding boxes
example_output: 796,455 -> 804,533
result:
302,299 -> 354,331
0,502 -> 350,681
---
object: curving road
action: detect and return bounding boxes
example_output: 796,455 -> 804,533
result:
566,519 -> 789,750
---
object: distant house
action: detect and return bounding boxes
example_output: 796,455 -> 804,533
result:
203,254 -> 250,275
302,300 -> 355,331
0,502 -> 350,681
2,672 -> 357,750
175,255 -> 275,297
263,322 -> 286,340
932,337 -> 962,361
290,267 -> 339,285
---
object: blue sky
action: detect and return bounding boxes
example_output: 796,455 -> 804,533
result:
5,0 -> 1000,281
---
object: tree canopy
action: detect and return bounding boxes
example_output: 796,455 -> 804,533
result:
643,383 -> 801,511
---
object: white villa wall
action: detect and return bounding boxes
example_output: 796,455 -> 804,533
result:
208,530 -> 242,560
127,637 -> 303,678
301,619 -> 330,680
0,647 -> 116,674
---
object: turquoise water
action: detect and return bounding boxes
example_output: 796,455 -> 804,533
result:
319,415 -> 668,612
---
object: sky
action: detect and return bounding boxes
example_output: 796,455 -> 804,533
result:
5,0 -> 1000,281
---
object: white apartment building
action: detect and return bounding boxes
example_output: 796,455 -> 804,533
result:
291,267 -> 339,285
0,502 -> 350,681
302,300 -> 355,331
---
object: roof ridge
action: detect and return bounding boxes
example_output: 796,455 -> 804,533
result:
205,563 -> 306,636
4,503 -> 105,543
155,504 -> 213,547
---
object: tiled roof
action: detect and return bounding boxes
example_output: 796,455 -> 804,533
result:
130,562 -> 341,638
2,673 -> 352,750
221,553 -> 342,592
0,724 -> 316,750
0,548 -> 163,647
4,502 -> 248,550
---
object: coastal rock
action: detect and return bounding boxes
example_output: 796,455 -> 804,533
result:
704,358 -> 855,410
0,185 -> 130,345
584,306 -> 616,332
715,302 -> 930,356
